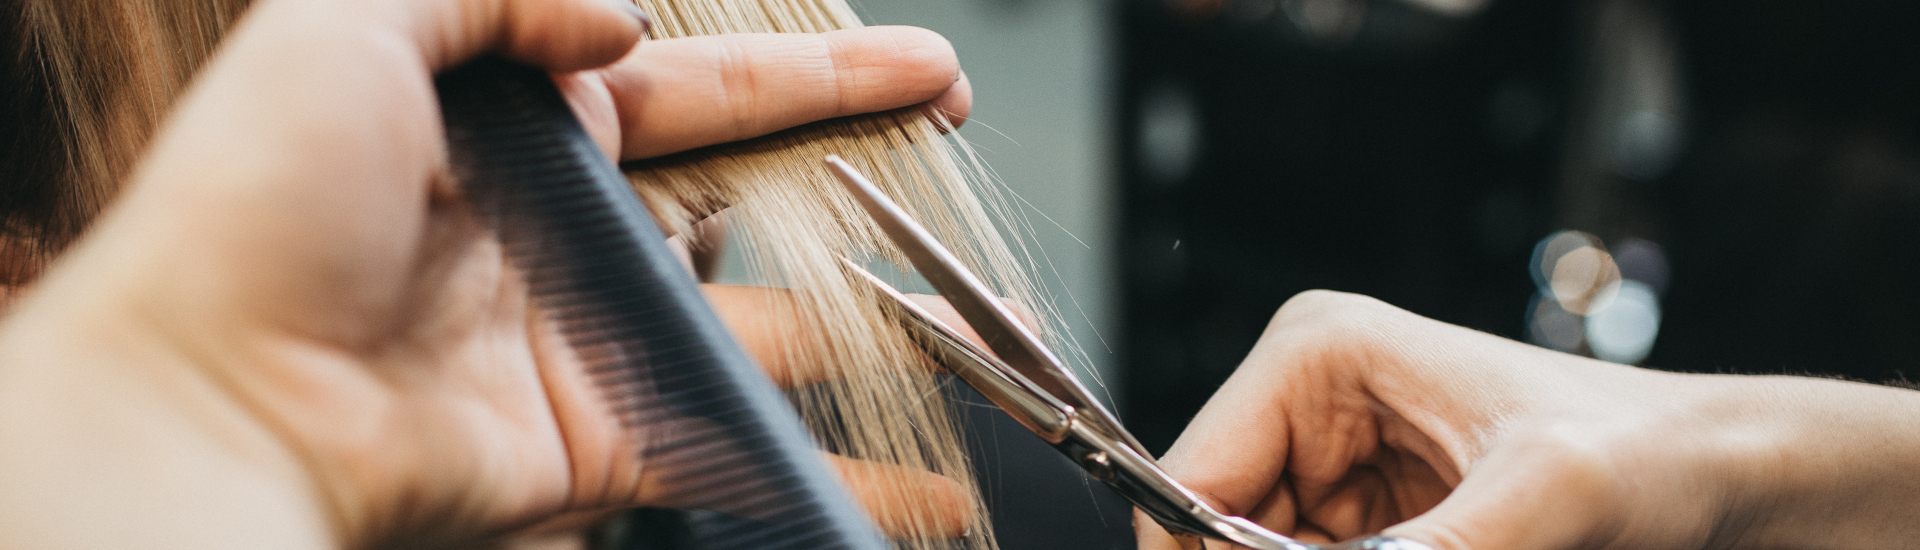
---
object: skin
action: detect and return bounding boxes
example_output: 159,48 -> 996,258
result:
0,0 -> 977,548
1137,290 -> 1920,550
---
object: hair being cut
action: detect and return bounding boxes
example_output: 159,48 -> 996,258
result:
623,1 -> 1071,548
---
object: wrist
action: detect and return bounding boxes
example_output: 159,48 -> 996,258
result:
1693,374 -> 1920,550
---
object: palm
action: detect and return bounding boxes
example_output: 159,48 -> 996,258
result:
184,192 -> 635,542
351,236 -> 631,532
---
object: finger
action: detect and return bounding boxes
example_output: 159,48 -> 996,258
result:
682,213 -> 729,282
1152,313 -> 1314,515
408,0 -> 647,72
1242,481 -> 1303,536
923,69 -> 972,130
665,232 -> 698,276
602,27 -> 965,159
661,214 -> 724,281
1134,490 -> 1281,550
1383,430 -> 1627,550
701,285 -> 813,387
1135,510 -> 1207,550
705,285 -> 978,388
1292,467 -> 1395,542
904,291 -> 1042,343
1135,520 -> 1244,550
900,293 -> 1012,351
827,454 -> 974,538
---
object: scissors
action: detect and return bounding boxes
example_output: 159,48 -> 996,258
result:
823,155 -> 1432,550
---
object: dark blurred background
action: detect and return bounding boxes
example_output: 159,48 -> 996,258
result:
1112,0 -> 1920,451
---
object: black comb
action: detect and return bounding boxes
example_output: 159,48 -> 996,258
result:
435,55 -> 887,550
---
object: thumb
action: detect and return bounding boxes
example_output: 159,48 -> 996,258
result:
1384,431 -> 1625,550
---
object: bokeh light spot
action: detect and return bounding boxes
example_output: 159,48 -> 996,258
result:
1587,280 -> 1661,364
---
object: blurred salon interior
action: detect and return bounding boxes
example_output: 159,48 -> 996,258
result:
696,0 -> 1920,547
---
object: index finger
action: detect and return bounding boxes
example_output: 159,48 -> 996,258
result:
603,27 -> 970,160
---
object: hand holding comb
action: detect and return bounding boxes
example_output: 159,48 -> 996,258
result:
434,54 -> 888,550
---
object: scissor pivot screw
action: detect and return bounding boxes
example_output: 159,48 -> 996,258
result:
1081,451 -> 1115,481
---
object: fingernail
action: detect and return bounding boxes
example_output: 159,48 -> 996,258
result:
616,1 -> 652,36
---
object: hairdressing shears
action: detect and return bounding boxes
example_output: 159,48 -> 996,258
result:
823,155 -> 1432,550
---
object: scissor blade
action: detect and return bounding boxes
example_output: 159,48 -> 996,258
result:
823,155 -> 1149,458
840,259 -> 1074,442
826,158 -> 1080,398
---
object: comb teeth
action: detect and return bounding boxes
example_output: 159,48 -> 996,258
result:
436,55 -> 887,550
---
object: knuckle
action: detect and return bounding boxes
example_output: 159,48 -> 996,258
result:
815,34 -> 854,115
1280,289 -> 1388,315
713,40 -> 758,139
1269,290 -> 1397,343
500,0 -> 636,69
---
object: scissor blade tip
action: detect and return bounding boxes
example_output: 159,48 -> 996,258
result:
824,157 -> 870,193
824,155 -> 855,173
822,155 -> 851,174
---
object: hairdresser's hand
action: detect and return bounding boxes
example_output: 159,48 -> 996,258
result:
578,27 -> 972,161
0,0 -> 970,549
1136,290 -> 1920,550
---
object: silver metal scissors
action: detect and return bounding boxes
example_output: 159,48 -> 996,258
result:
824,155 -> 1432,550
